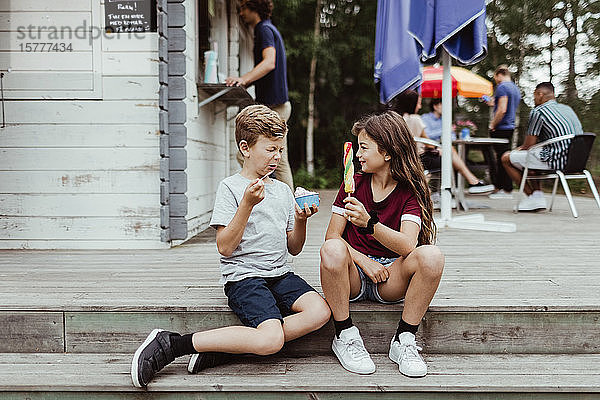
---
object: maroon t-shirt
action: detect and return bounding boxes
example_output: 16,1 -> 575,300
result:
332,173 -> 422,258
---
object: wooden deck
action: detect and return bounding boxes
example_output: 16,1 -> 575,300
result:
1,189 -> 599,397
1,190 -> 598,312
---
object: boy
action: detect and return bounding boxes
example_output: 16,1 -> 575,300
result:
131,105 -> 330,388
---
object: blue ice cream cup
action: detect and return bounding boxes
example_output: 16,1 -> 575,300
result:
295,193 -> 320,209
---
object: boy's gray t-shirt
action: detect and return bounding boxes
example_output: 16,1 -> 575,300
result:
210,173 -> 295,284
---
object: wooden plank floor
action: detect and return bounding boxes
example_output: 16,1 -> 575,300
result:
0,190 -> 598,313
0,353 -> 599,393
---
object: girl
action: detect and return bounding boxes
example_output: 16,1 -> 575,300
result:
320,111 -> 444,377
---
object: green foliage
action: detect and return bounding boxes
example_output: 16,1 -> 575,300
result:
294,164 -> 342,190
275,0 -> 379,180
273,0 -> 600,186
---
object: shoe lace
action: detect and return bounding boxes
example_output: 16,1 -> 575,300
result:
400,341 -> 423,363
345,337 -> 369,360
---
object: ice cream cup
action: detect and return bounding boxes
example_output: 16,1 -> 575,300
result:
295,193 -> 320,209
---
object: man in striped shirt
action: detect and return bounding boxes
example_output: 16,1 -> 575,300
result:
501,82 -> 583,211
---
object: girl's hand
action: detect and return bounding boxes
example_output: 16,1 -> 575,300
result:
359,257 -> 390,283
241,179 -> 265,208
343,197 -> 369,227
295,202 -> 319,221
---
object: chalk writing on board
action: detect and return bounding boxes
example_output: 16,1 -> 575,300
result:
105,0 -> 157,33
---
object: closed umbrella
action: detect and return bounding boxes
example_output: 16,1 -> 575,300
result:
421,66 -> 492,99
408,0 -> 515,232
374,0 -> 421,104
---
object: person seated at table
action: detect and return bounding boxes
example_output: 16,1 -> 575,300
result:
389,90 -> 494,194
501,82 -> 583,211
421,98 -> 455,142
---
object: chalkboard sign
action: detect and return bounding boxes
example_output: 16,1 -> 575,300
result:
105,0 -> 157,33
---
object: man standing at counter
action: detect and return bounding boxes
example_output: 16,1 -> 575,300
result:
226,0 -> 293,190
487,65 -> 521,199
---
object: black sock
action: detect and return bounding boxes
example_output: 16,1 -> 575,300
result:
170,333 -> 198,358
333,316 -> 353,338
394,319 -> 419,341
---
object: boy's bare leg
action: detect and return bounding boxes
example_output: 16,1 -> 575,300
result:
376,245 -> 444,325
191,293 -> 330,355
192,319 -> 284,356
319,239 -> 362,321
281,291 -> 331,342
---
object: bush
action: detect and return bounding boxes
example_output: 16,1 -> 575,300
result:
293,165 -> 343,190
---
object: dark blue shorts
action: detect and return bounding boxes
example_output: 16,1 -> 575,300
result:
224,272 -> 316,328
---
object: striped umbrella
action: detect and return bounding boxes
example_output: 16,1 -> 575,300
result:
421,66 -> 492,98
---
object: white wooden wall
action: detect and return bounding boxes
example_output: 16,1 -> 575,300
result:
0,0 -> 166,249
172,0 -> 239,244
227,10 -> 254,175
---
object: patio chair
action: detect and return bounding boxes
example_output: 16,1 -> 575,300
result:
513,132 -> 600,218
415,137 -> 445,192
414,137 -> 457,208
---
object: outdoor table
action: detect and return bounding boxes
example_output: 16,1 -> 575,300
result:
454,137 -> 510,211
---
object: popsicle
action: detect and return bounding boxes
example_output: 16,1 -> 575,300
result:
343,142 -> 355,195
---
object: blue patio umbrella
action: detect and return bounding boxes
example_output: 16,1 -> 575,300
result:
408,0 -> 491,226
409,0 -> 487,66
374,0 -> 421,104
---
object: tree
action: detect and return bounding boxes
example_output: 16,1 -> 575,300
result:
276,0 -> 378,184
306,0 -> 321,176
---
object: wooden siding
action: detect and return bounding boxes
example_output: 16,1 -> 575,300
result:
0,0 -> 166,249
0,0 -> 102,98
173,0 -> 238,244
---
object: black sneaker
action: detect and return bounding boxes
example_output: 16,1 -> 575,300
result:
467,180 -> 494,194
187,352 -> 233,374
131,329 -> 176,388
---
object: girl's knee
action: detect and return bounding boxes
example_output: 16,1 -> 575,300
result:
320,239 -> 349,273
415,245 -> 444,278
255,323 -> 285,355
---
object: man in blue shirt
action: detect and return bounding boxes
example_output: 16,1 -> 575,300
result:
420,98 -> 443,141
226,0 -> 293,190
487,65 -> 521,198
501,82 -> 583,211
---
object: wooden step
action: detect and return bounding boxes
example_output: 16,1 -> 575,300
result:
0,353 -> 598,398
2,308 -> 599,355
2,190 -> 599,357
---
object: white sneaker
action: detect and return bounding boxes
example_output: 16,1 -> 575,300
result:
467,181 -> 495,194
488,189 -> 514,199
517,194 -> 547,211
389,332 -> 427,377
331,326 -> 376,374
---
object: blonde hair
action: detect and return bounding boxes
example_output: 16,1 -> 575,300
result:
352,111 -> 436,245
235,105 -> 287,149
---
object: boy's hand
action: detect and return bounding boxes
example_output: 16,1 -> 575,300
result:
295,201 -> 319,221
343,197 -> 369,227
241,179 -> 265,208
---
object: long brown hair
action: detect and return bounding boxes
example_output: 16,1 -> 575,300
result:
352,111 -> 436,245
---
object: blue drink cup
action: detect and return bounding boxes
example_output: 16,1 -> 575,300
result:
295,193 -> 320,210
460,128 -> 470,140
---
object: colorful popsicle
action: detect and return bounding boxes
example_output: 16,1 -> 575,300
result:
343,142 -> 355,194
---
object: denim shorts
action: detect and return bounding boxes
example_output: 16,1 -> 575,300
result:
350,256 -> 404,304
224,272 -> 316,328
